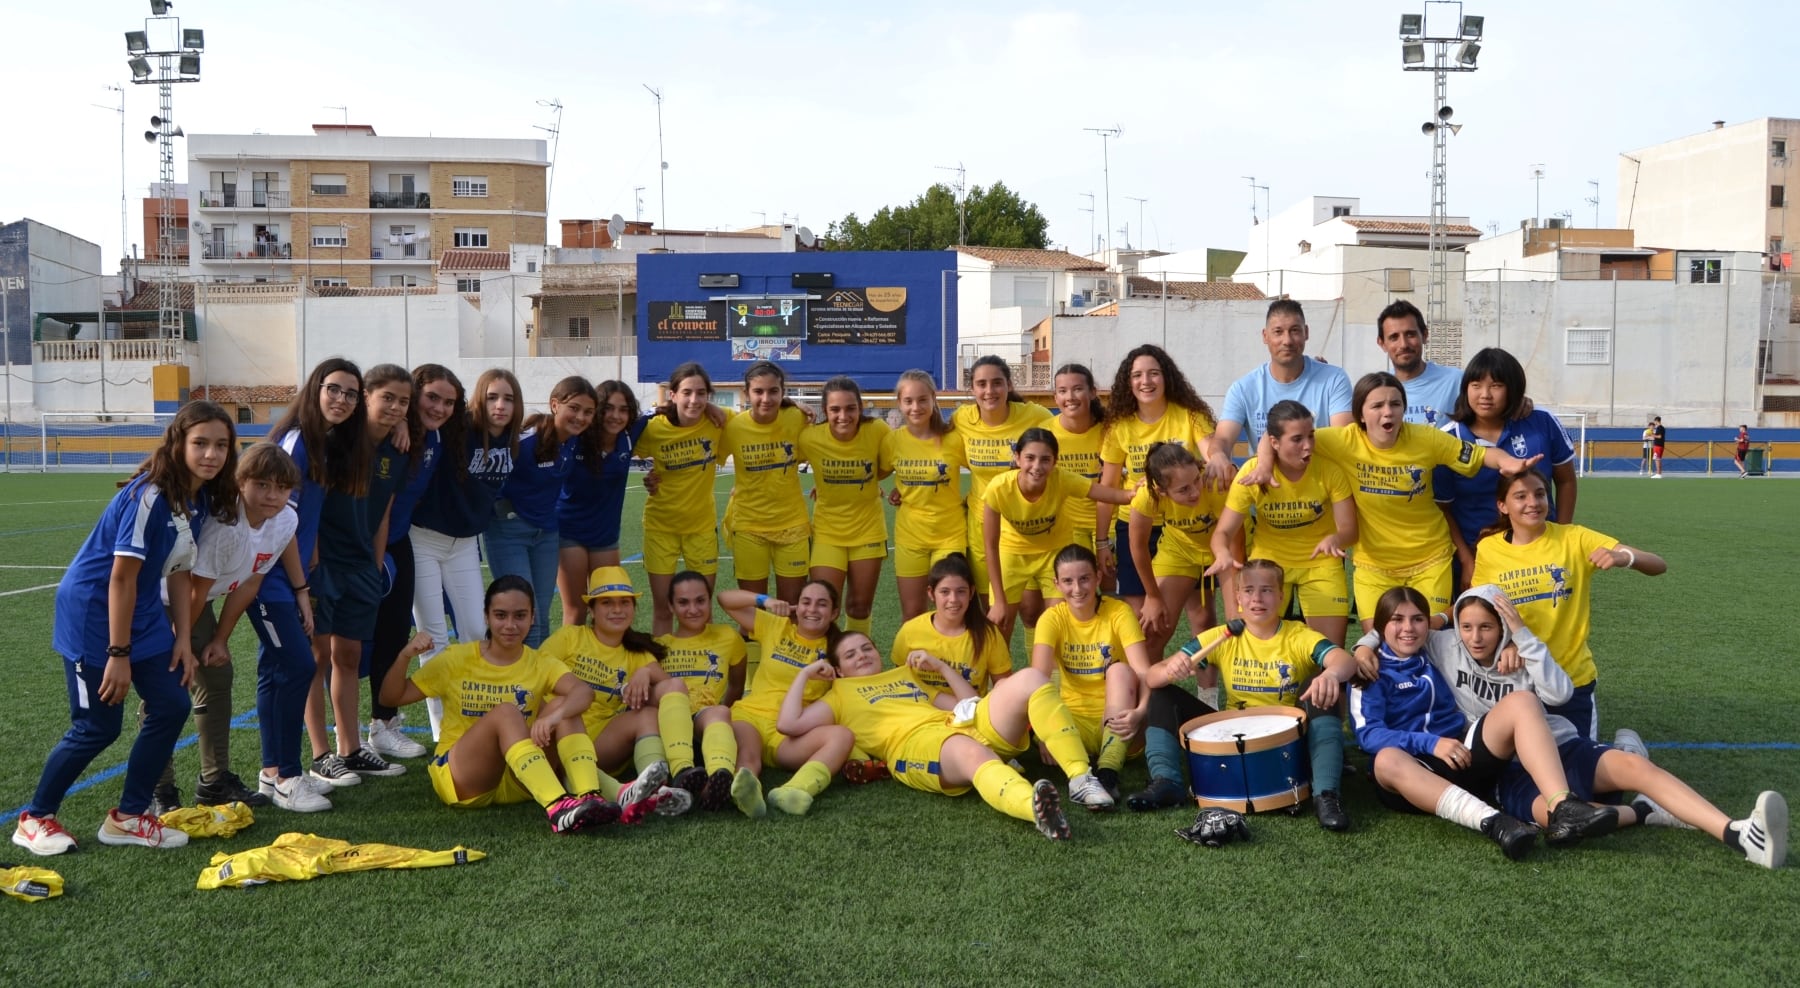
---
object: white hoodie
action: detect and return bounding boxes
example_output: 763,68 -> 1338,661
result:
1357,584 -> 1580,743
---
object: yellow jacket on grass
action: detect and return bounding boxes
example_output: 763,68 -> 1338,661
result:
159,801 -> 256,838
1,866 -> 62,902
197,832 -> 485,890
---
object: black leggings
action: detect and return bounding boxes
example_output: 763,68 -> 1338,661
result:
367,537 -> 415,722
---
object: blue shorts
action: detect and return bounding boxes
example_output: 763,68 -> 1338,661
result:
1114,520 -> 1163,597
1497,736 -> 1612,821
1546,681 -> 1597,741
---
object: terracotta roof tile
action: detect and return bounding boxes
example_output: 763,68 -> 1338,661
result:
194,384 -> 298,405
1125,276 -> 1264,300
439,249 -> 512,271
955,246 -> 1107,271
1341,218 -> 1482,237
115,281 -> 198,311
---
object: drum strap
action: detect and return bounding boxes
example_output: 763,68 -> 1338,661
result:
1233,733 -> 1255,814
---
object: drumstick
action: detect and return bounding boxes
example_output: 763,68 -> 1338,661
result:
1183,618 -> 1247,672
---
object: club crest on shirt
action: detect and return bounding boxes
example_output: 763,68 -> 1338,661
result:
1509,434 -> 1529,458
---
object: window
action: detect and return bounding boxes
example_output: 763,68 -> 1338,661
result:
456,277 -> 482,292
310,173 -> 348,196
1775,138 -> 1788,159
389,275 -> 419,288
452,175 -> 489,198
1331,205 -> 1352,217
208,171 -> 237,206
1565,327 -> 1612,365
1011,275 -> 1048,307
1385,268 -> 1413,292
453,227 -> 489,248
312,225 -> 347,248
1688,257 -> 1722,284
568,316 -> 590,338
312,277 -> 349,287
1773,185 -> 1786,208
527,260 -> 538,273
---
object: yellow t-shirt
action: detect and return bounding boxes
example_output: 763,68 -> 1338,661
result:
890,612 -> 1013,701
722,406 -> 809,535
637,413 -> 731,535
1034,597 -> 1145,717
952,402 -> 1052,503
979,466 -> 1091,555
799,420 -> 891,546
883,428 -> 967,550
537,625 -> 655,736
1129,481 -> 1227,564
823,666 -> 943,761
1048,414 -> 1107,534
1182,620 -> 1334,709
655,623 -> 748,709
409,642 -> 572,758
1471,523 -> 1617,688
1225,455 -> 1356,570
734,609 -> 833,719
1100,405 -> 1216,489
1313,423 -> 1484,571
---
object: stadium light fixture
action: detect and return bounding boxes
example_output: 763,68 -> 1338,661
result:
150,0 -> 172,13
182,28 -> 204,50
1459,14 -> 1483,38
125,30 -> 149,52
1456,42 -> 1480,66
1399,13 -> 1423,37
1402,42 -> 1425,65
129,56 -> 151,79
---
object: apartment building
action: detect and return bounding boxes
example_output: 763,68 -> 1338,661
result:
186,124 -> 546,288
1620,117 -> 1799,266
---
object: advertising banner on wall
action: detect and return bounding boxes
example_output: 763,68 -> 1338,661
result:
807,287 -> 906,345
647,301 -> 727,341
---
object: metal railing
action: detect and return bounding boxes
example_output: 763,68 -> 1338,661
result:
537,335 -> 638,358
197,283 -> 301,303
201,241 -> 292,260
369,192 -> 432,209
371,244 -> 430,260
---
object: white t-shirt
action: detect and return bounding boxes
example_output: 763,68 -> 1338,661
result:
162,503 -> 299,605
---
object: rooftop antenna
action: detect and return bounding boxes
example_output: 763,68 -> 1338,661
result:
936,162 -> 967,244
1083,125 -> 1123,262
633,187 -> 645,221
324,105 -> 347,125
1078,192 -> 1095,255
535,98 -> 563,214
643,84 -> 666,230
1125,196 -> 1148,250
1584,179 -> 1600,228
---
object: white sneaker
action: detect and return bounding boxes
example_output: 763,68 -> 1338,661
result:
1737,791 -> 1787,869
1068,772 -> 1116,811
272,775 -> 333,813
619,761 -> 670,809
368,717 -> 427,758
1613,728 -> 1650,760
1631,794 -> 1694,830
11,813 -> 78,856
652,786 -> 694,817
97,809 -> 188,849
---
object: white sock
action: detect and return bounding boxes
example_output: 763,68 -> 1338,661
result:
1436,784 -> 1500,833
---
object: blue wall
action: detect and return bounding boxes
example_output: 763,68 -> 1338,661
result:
636,250 -> 958,391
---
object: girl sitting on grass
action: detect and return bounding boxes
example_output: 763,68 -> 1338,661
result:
656,571 -> 760,811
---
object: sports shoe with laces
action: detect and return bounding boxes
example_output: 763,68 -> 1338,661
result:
149,782 -> 182,817
368,717 -> 427,759
1094,767 -> 1123,802
1481,811 -> 1540,861
652,786 -> 694,817
617,761 -> 670,823
1313,789 -> 1350,832
271,775 -> 332,812
1546,796 -> 1619,847
842,759 -> 891,785
97,809 -> 189,849
342,747 -> 406,777
1031,779 -> 1071,841
546,793 -> 617,834
671,765 -> 708,796
308,752 -> 363,787
1612,728 -> 1650,761
700,768 -> 734,811
1630,794 -> 1693,830
1125,776 -> 1188,813
1068,772 -> 1115,811
11,813 -> 78,856
196,772 -> 272,809
1736,791 -> 1788,869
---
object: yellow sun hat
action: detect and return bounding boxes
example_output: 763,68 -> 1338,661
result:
582,566 -> 640,601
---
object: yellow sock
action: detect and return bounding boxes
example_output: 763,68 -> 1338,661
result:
845,614 -> 871,636
731,766 -> 766,818
1029,684 -> 1092,777
768,760 -> 832,815
972,759 -> 1036,822
702,721 -> 737,774
634,735 -> 664,774
556,733 -> 602,796
504,739 -> 569,807
1097,729 -> 1131,773
657,693 -> 695,773
849,746 -> 871,762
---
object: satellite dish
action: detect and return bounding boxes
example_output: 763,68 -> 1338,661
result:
796,226 -> 816,248
607,213 -> 625,240
191,219 -> 208,234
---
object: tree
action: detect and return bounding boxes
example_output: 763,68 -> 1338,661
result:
825,181 -> 1049,251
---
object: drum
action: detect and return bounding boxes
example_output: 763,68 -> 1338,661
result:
1180,706 -> 1310,813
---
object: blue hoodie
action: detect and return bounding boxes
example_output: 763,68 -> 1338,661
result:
1350,641 -> 1469,756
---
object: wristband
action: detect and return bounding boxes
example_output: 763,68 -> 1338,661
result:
755,594 -> 771,609
294,584 -> 310,593
1094,538 -> 1113,548
105,645 -> 131,658
1619,548 -> 1636,569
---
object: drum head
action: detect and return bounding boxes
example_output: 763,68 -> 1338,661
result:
1186,714 -> 1298,744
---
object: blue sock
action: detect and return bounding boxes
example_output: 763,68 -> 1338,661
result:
1144,725 -> 1184,784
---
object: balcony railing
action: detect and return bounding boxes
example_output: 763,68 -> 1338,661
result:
201,241 -> 292,260
199,190 -> 290,208
35,339 -> 198,363
537,334 -> 638,358
371,244 -> 430,260
370,192 -> 432,209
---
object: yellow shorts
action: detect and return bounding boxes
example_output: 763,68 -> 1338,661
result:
1281,561 -> 1351,619
1069,707 -> 1107,757
954,695 -> 1028,760
1352,552 -> 1454,621
964,512 -> 990,593
428,752 -> 534,808
730,707 -> 785,767
644,529 -> 719,576
809,540 -> 887,571
1152,535 -> 1215,581
732,531 -> 811,581
894,543 -> 962,580
889,725 -> 969,796
999,549 -> 1058,604
1067,527 -> 1096,553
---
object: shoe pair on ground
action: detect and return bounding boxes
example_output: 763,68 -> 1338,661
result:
1121,776 -> 1352,832
12,809 -> 188,855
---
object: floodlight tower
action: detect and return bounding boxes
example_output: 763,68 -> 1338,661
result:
1399,2 -> 1482,329
125,0 -> 203,341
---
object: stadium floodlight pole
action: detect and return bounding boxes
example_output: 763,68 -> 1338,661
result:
1401,1 -> 1482,329
1083,126 -> 1123,261
125,0 -> 203,342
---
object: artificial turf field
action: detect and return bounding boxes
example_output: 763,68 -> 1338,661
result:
1,471 -> 1796,987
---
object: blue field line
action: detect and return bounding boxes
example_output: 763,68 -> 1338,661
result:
1650,742 -> 1800,751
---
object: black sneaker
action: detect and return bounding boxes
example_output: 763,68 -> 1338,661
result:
1125,776 -> 1188,813
546,793 -> 617,834
699,768 -> 734,812
341,747 -> 406,778
1313,789 -> 1350,832
1545,797 -> 1619,847
149,783 -> 182,817
1094,767 -> 1122,803
1481,811 -> 1540,861
195,772 -> 272,809
671,765 -> 708,797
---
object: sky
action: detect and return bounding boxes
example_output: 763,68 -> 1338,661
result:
4,0 -> 1795,269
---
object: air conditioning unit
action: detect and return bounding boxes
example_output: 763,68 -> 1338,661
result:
1546,217 -> 1567,229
